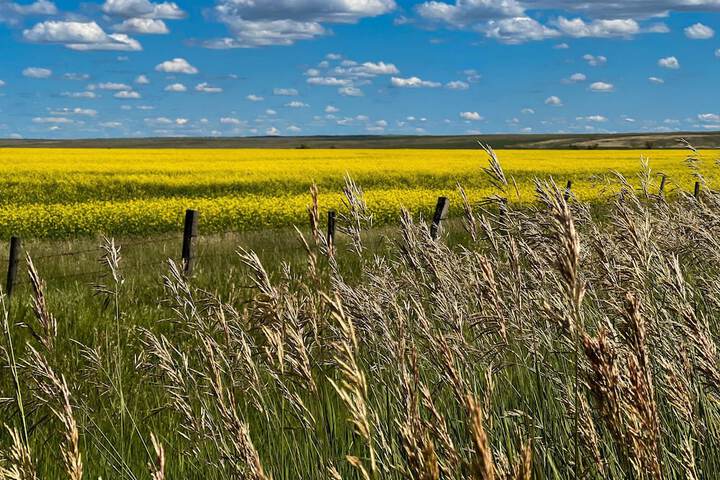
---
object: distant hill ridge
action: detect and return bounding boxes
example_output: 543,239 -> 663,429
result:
1,132 -> 719,149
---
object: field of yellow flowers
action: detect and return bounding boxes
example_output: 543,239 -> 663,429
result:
0,148 -> 711,238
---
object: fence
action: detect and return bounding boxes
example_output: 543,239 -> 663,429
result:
2,178 -> 703,298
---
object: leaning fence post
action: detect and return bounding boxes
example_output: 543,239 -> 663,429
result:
327,210 -> 336,255
564,180 -> 573,202
430,197 -> 450,240
182,209 -> 199,275
658,175 -> 667,197
694,181 -> 701,201
6,236 -> 21,298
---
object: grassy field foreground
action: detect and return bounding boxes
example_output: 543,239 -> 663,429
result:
0,147 -> 715,238
2,148 -> 720,478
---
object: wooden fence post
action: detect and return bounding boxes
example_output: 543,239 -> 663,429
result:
182,209 -> 199,275
564,180 -> 573,202
658,175 -> 667,197
6,236 -> 21,298
430,197 -> 449,240
327,210 -> 336,254
694,181 -> 701,201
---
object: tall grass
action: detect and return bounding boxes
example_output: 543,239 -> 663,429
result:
2,145 -> 720,478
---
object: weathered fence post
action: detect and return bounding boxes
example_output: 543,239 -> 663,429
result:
430,197 -> 450,240
182,209 -> 199,275
327,210 -> 336,254
694,181 -> 701,201
6,236 -> 21,298
564,180 -> 573,202
659,175 -> 667,197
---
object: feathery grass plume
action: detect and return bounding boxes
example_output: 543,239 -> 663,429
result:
148,433 -> 165,480
339,173 -> 372,255
308,182 -> 321,245
458,182 -> 478,242
0,426 -> 37,480
22,255 -> 57,351
480,143 -> 508,194
466,394 -> 495,480
324,293 -> 377,477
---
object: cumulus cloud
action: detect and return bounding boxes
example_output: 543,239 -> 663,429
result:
155,58 -> 198,74
95,82 -> 131,90
446,80 -> 469,90
22,67 -> 51,78
589,81 -> 614,92
484,17 -> 559,43
658,56 -> 680,69
698,113 -> 720,123
307,76 -> 352,86
220,117 -> 243,125
391,76 -> 441,88
545,95 -> 562,106
684,22 -> 714,39
195,82 -> 223,93
285,100 -> 309,108
101,0 -> 185,19
50,107 -> 97,116
648,76 -> 664,84
339,86 -> 363,96
246,94 -> 264,101
567,72 -> 586,82
576,115 -> 607,122
114,90 -> 140,98
113,18 -> 169,34
33,116 -> 73,124
204,0 -> 395,48
63,73 -> 90,81
0,1 -> 57,26
135,74 -> 150,84
459,111 -> 483,121
23,21 -> 142,51
325,105 -> 340,113
164,83 -> 187,92
583,54 -> 607,66
416,0 -> 523,28
61,91 -> 96,98
553,17 -> 640,38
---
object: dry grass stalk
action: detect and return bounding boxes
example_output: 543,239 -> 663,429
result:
23,255 -> 57,351
148,433 -> 165,480
0,426 -> 37,480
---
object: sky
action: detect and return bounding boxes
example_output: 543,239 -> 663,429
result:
0,0 -> 719,139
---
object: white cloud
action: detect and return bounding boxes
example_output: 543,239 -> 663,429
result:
101,0 -> 185,19
589,81 -> 614,92
100,122 -> 123,128
246,94 -> 264,101
698,113 -> 720,123
287,125 -> 302,133
554,17 -> 640,38
164,83 -> 187,92
135,74 -> 150,84
684,22 -> 714,39
325,105 -> 340,113
459,111 -> 483,121
220,117 -> 243,125
648,76 -> 664,84
658,56 -> 680,69
113,18 -> 169,34
22,67 -> 51,78
568,72 -> 586,82
50,107 -> 97,116
339,86 -> 363,96
33,116 -> 73,124
0,80 -> 4,87
716,48 -> 720,57
416,0 -> 524,28
307,76 -> 352,86
195,82 -> 223,93
554,42 -> 569,49
265,109 -> 277,115
545,95 -> 562,106
521,108 -> 535,114
24,21 -> 142,51
273,88 -> 298,96
355,61 -> 399,75
63,73 -> 89,81
266,126 -> 280,136
583,54 -> 607,66
114,90 -> 141,98
205,0 -> 395,48
285,100 -> 309,108
576,115 -> 607,122
155,58 -> 198,74
484,17 -> 559,43
446,80 -> 469,90
0,1 -> 57,26
391,76 -> 441,88
96,82 -> 131,90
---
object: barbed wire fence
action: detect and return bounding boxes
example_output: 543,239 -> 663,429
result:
1,176 -> 696,298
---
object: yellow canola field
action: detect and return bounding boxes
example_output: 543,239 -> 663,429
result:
0,148 -> 714,238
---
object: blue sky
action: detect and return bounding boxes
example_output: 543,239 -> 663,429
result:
0,0 -> 719,139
